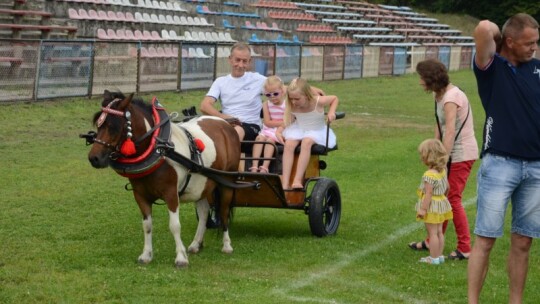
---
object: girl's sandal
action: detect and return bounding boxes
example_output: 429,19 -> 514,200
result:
249,166 -> 259,173
258,166 -> 269,173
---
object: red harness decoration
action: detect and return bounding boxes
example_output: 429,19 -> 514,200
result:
111,97 -> 171,179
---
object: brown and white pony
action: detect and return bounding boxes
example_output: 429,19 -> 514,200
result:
84,90 -> 240,267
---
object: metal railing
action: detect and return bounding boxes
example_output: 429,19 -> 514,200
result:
0,39 -> 476,102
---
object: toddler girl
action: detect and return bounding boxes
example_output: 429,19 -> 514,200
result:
416,138 -> 453,265
250,76 -> 286,173
276,78 -> 338,190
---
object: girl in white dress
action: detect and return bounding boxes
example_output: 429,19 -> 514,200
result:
276,78 -> 338,190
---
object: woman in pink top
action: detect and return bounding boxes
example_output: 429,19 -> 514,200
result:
409,59 -> 478,260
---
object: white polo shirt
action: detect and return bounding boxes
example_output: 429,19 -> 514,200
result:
206,72 -> 266,126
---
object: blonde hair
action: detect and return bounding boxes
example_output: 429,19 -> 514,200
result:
418,139 -> 449,172
284,78 -> 315,126
264,75 -> 284,90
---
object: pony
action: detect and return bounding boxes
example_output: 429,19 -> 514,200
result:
83,90 -> 240,267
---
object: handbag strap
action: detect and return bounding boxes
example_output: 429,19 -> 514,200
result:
435,100 -> 470,142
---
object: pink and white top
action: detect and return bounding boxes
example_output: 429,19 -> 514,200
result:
259,100 -> 285,142
436,86 -> 478,163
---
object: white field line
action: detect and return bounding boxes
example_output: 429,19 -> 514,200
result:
272,196 -> 478,304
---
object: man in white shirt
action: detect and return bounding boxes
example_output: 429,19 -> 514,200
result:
200,42 -> 266,141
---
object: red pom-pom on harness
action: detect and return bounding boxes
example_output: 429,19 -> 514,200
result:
194,138 -> 205,152
120,138 -> 136,156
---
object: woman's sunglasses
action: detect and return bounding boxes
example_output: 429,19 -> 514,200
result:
263,92 -> 281,97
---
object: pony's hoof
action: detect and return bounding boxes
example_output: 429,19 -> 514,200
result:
221,247 -> 233,254
188,242 -> 203,254
175,260 -> 189,268
138,258 -> 151,265
137,253 -> 152,264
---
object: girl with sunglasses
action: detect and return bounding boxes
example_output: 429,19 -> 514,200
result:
249,76 -> 286,173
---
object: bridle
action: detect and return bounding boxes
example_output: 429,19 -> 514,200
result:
81,98 -> 133,159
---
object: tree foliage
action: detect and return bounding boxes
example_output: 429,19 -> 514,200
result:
373,0 -> 540,27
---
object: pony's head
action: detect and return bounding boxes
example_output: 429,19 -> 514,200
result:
87,90 -> 147,168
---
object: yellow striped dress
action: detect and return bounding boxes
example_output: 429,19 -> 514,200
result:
415,169 -> 453,224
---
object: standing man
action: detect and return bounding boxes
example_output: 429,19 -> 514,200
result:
469,13 -> 540,304
200,42 -> 266,141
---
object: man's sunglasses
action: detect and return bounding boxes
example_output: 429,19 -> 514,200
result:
263,92 -> 281,97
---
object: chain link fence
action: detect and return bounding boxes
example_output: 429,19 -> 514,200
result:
0,39 -> 475,103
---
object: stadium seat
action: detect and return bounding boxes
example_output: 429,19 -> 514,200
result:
183,31 -> 194,41
116,11 -> 128,21
68,8 -> 82,20
142,30 -> 153,40
88,10 -> 99,20
134,30 -> 144,40
180,16 -> 188,25
182,48 -> 189,58
187,16 -> 196,26
223,19 -> 235,29
161,29 -> 171,40
224,32 -> 236,42
158,14 -> 167,23
140,47 -> 150,58
151,30 -> 162,40
200,17 -> 212,26
218,32 -> 227,42
107,29 -> 119,39
142,13 -> 152,23
125,29 -> 135,40
197,48 -> 210,58
134,12 -> 144,22
169,30 -> 182,40
107,11 -> 117,20
97,28 -> 109,39
126,12 -> 138,22
97,11 -> 109,21
164,47 -> 176,58
242,20 -> 256,29
173,2 -> 186,12
116,29 -> 127,40
78,9 -> 90,19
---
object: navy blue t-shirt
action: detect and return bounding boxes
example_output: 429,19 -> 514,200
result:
474,54 -> 540,159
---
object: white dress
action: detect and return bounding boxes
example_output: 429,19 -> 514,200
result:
283,97 -> 336,148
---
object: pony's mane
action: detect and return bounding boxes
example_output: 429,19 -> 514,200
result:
92,91 -> 153,126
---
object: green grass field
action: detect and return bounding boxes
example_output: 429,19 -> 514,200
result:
1,71 -> 539,303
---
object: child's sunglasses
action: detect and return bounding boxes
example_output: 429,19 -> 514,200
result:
263,92 -> 280,97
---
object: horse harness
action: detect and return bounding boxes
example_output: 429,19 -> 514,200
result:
82,98 -> 205,190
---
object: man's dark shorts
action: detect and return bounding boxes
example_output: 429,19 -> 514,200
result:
240,123 -> 261,152
241,122 -> 261,141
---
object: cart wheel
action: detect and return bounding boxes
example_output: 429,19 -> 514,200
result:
308,178 -> 341,237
